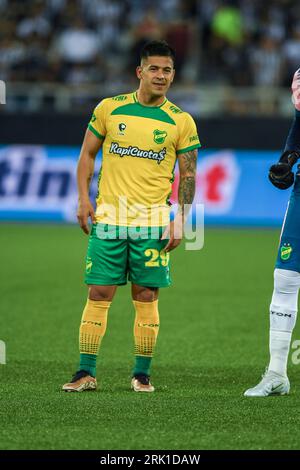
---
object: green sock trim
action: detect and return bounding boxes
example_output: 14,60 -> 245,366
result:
79,353 -> 97,377
133,356 -> 152,377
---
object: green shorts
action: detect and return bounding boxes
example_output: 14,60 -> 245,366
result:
84,224 -> 171,288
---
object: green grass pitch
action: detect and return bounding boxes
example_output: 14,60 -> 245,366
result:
0,224 -> 300,450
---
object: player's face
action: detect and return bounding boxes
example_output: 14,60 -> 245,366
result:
137,56 -> 175,97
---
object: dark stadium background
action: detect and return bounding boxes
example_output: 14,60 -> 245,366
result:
1,0 -> 300,452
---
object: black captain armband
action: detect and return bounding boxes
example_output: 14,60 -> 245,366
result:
268,150 -> 300,190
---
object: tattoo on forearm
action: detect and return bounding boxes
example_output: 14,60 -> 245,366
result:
178,150 -> 197,211
182,150 -> 197,174
178,176 -> 195,209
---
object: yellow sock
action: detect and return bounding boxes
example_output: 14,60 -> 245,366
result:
133,300 -> 160,357
79,299 -> 111,355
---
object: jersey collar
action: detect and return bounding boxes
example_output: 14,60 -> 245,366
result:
133,91 -> 168,108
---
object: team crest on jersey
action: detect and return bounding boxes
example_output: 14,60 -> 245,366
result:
118,123 -> 126,135
280,243 -> 292,261
153,129 -> 167,144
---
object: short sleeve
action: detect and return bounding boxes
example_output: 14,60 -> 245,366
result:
176,113 -> 201,155
87,100 -> 107,140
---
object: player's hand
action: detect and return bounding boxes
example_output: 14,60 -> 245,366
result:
77,199 -> 96,234
161,218 -> 183,252
269,151 -> 299,189
269,162 -> 294,189
292,68 -> 300,111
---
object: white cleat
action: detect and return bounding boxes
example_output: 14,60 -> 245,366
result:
244,370 -> 290,397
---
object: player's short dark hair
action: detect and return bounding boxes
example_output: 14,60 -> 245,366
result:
140,40 -> 175,66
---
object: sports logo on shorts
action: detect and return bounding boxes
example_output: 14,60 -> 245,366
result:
153,129 -> 167,144
280,243 -> 292,261
86,257 -> 93,273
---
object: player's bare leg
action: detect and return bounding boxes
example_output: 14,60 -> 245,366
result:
132,284 -> 159,302
131,284 -> 159,392
88,285 -> 117,301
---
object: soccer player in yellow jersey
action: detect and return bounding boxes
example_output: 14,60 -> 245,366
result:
62,40 -> 201,393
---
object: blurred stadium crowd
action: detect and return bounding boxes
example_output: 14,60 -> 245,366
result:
1,0 -> 300,88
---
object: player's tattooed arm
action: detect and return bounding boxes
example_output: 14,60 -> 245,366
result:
177,149 -> 197,215
162,149 -> 198,252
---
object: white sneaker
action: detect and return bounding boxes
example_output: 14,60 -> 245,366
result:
244,370 -> 290,397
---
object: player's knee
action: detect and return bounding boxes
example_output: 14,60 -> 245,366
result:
274,268 -> 300,293
133,286 -> 158,302
88,285 -> 115,301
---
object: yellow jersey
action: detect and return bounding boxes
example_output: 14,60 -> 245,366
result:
88,91 -> 201,226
